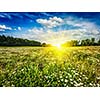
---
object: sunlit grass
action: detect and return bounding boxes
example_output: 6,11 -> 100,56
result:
0,46 -> 100,87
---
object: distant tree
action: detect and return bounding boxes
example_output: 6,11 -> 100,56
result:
42,43 -> 46,47
62,38 -> 100,47
80,38 -> 97,46
98,39 -> 100,46
86,39 -> 91,46
71,40 -> 79,46
41,43 -> 52,47
81,39 -> 91,46
62,40 -> 79,47
91,38 -> 95,45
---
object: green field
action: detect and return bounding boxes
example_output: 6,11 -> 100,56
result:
0,46 -> 100,87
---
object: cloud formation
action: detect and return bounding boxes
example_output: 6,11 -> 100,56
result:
0,25 -> 12,31
20,26 -> 100,44
36,16 -> 63,28
65,17 -> 100,34
36,16 -> 100,35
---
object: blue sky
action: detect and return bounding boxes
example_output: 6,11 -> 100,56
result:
0,12 -> 100,44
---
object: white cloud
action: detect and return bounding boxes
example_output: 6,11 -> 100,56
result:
0,29 -> 5,31
19,16 -> 100,43
0,25 -> 12,30
28,28 -> 44,34
36,16 -> 100,35
64,17 -> 100,34
36,16 -> 63,28
18,27 -> 21,31
19,27 -> 100,44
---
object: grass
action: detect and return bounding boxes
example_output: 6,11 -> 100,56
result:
0,46 -> 100,87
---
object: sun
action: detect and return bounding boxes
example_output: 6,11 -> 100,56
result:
53,44 -> 61,48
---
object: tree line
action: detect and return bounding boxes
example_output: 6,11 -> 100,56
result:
61,38 -> 100,47
42,38 -> 100,47
0,35 -> 100,47
0,35 -> 41,46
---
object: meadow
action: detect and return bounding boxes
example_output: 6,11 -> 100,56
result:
0,46 -> 100,87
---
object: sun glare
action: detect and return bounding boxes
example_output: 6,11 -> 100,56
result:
53,44 -> 61,48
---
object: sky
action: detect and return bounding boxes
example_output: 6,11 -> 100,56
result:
0,12 -> 100,44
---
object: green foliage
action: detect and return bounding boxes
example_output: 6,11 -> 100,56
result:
98,39 -> 100,45
0,35 -> 41,46
62,40 -> 79,47
62,38 -> 100,47
0,46 -> 100,87
42,43 -> 52,47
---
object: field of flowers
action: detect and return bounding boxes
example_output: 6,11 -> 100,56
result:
0,46 -> 100,87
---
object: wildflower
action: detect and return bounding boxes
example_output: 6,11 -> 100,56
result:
11,84 -> 15,87
79,82 -> 83,86
66,76 -> 68,79
89,83 -> 93,86
97,84 -> 100,87
82,74 -> 85,77
70,82 -> 73,85
75,83 -> 80,87
69,74 -> 72,78
47,80 -> 49,83
21,69 -> 24,71
65,79 -> 68,83
79,78 -> 81,81
75,72 -> 79,76
85,77 -> 88,80
61,79 -> 63,82
64,84 -> 67,86
44,75 -> 48,79
70,79 -> 73,81
58,80 -> 60,83
96,77 -> 100,80
60,75 -> 62,79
